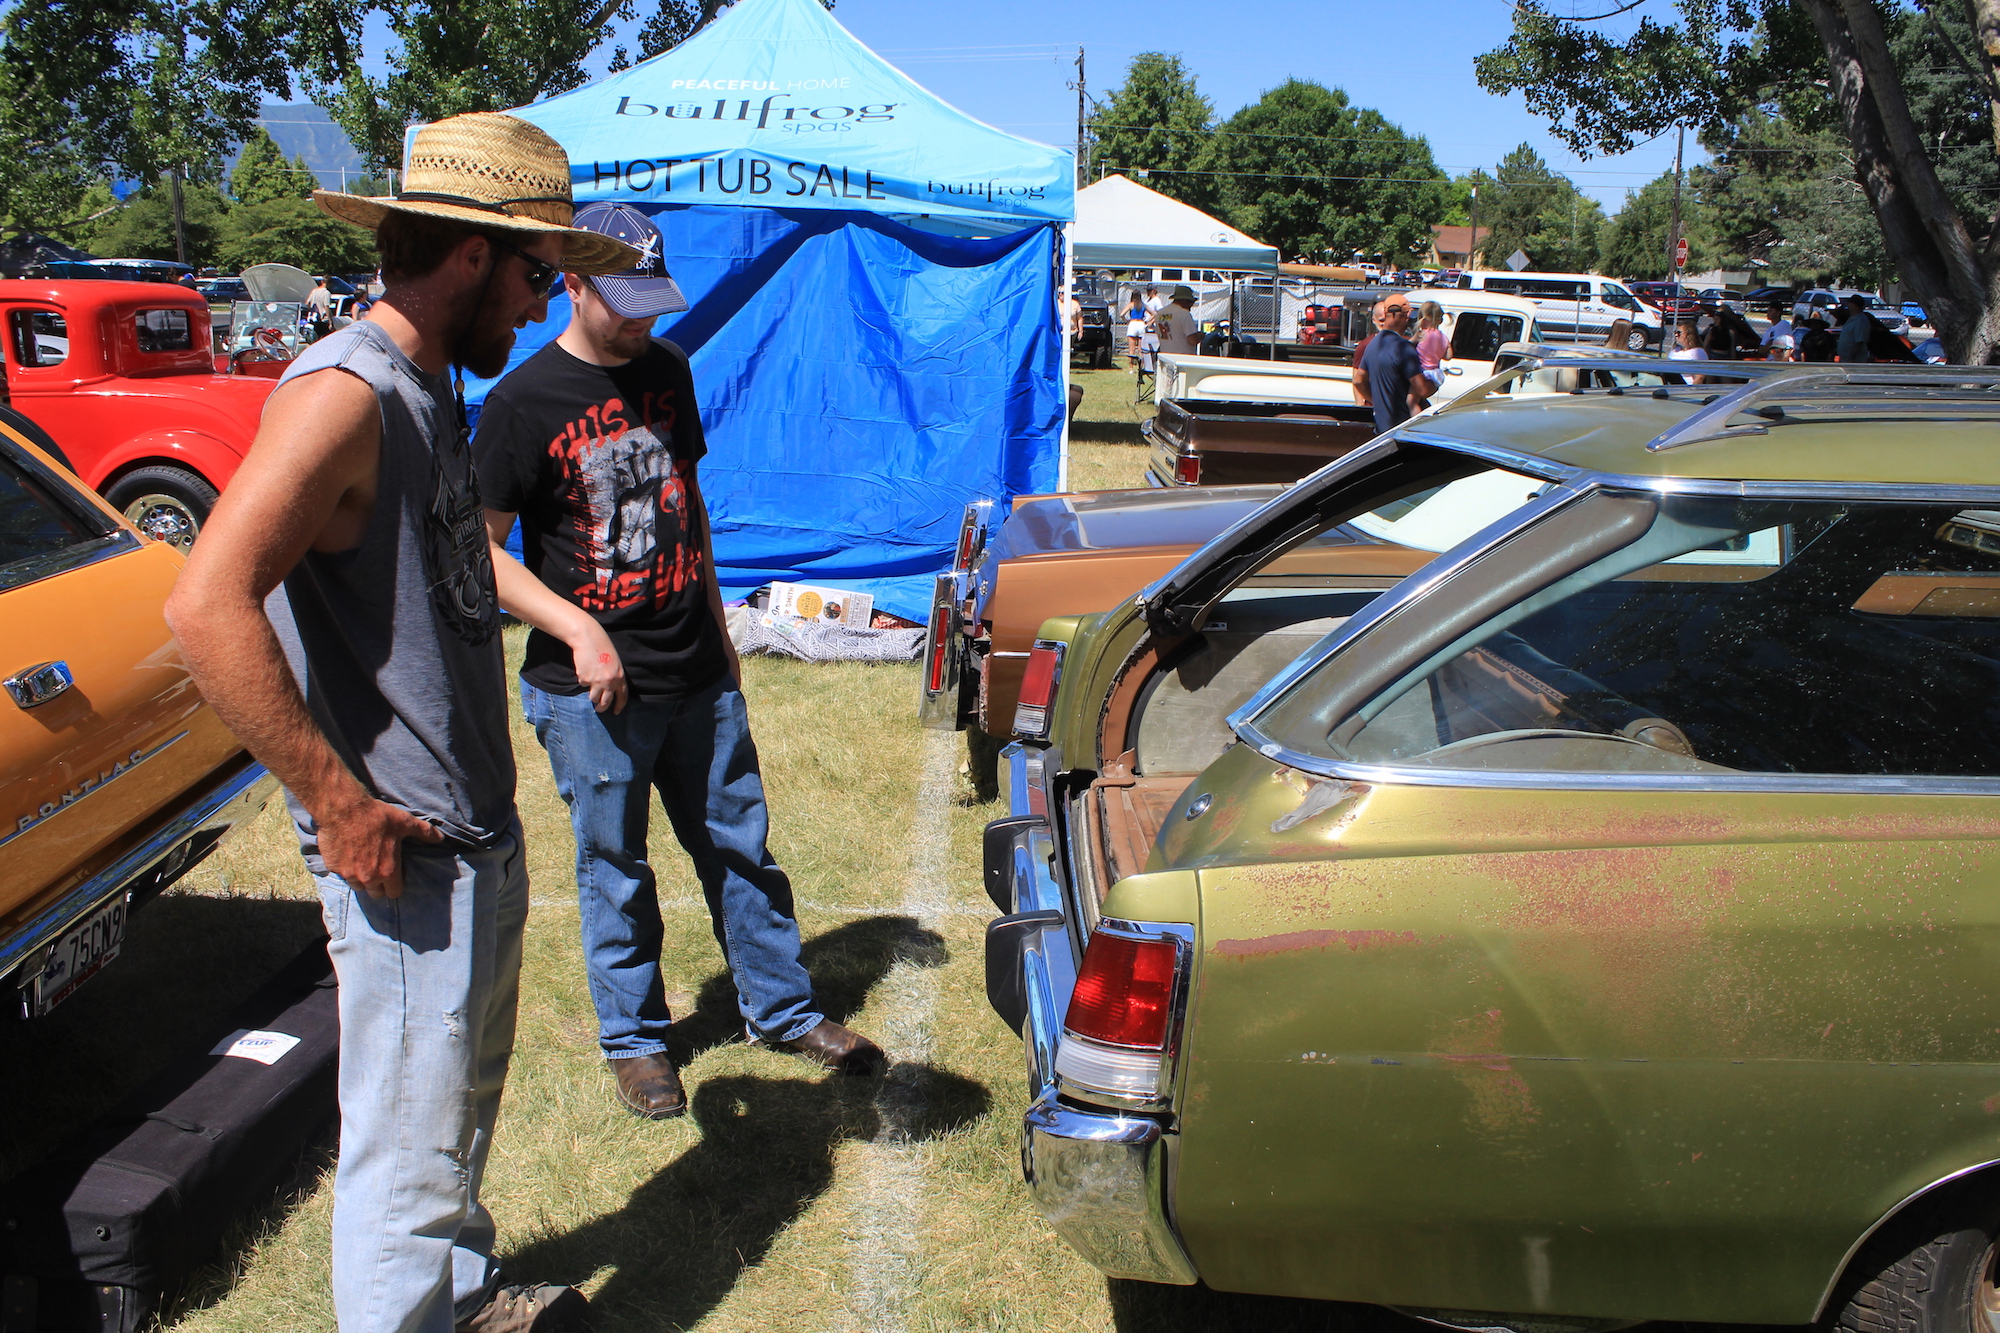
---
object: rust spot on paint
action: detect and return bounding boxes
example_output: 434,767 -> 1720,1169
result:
1214,927 -> 1424,957
1981,1092 -> 2000,1115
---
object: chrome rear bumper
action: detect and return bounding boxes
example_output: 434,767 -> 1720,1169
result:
1,758 -> 278,998
986,740 -> 1197,1285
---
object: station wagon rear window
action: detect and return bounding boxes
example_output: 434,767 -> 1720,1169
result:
1257,491 -> 2000,779
134,308 -> 194,352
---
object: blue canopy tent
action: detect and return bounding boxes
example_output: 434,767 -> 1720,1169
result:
462,0 -> 1075,621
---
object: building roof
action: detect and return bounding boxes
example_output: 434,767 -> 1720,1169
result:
1431,224 -> 1491,255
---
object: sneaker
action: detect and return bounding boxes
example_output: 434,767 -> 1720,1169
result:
455,1281 -> 589,1332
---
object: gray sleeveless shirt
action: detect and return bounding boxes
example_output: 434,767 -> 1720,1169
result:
265,320 -> 515,861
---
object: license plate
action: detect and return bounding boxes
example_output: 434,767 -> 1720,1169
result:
30,897 -> 125,1016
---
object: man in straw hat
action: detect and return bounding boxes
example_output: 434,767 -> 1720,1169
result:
471,202 -> 886,1125
168,112 -> 638,1332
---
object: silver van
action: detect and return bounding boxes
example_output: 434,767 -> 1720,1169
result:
1449,270 -> 1660,349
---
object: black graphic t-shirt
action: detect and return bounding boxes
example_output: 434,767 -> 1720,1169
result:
473,338 -> 730,700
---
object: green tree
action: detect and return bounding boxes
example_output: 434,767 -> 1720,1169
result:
1696,110 -> 1889,285
83,181 -> 231,267
216,197 -> 377,271
1598,171 -> 1712,281
1471,143 -> 1605,274
231,127 -> 312,204
1207,80 -> 1449,263
1475,0 -> 2000,362
1086,53 -> 1217,209
0,0 -> 291,232
292,0 -> 834,173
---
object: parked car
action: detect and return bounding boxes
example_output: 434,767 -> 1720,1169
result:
1794,287 -> 1911,336
927,352 -> 1771,781
196,277 -> 249,305
1452,270 -> 1661,347
1741,284 -> 1796,306
1070,289 -> 1115,370
0,280 -> 277,550
1628,280 -> 1700,316
0,419 -> 276,1018
986,359 -> 2000,1331
1904,300 -> 1929,325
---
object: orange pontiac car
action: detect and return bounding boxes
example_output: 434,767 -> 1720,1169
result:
0,413 -> 274,1018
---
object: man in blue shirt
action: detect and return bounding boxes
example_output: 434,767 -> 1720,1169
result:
1835,294 -> 1877,363
1357,293 -> 1432,433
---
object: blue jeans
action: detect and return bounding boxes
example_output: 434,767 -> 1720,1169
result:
520,676 -> 821,1057
312,818 -> 527,1333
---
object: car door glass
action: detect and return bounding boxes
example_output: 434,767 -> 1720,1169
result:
0,451 -> 99,572
10,310 -> 68,367
134,308 -> 193,353
1259,493 -> 2000,778
1448,313 -> 1524,362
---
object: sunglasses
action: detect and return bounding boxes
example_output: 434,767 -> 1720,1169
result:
487,237 -> 563,299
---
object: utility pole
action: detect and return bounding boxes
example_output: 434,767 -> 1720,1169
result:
170,168 -> 188,267
1073,47 -> 1087,187
1666,124 -> 1684,281
1468,185 -> 1479,269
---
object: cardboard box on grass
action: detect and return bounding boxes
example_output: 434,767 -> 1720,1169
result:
765,581 -> 874,629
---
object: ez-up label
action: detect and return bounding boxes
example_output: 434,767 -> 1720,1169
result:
211,1029 -> 302,1065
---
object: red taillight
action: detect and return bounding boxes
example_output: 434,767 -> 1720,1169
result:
1066,933 -> 1179,1049
1012,639 -> 1064,737
927,622 -> 951,692
1174,452 -> 1201,485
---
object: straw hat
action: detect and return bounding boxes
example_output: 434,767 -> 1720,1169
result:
313,113 -> 639,276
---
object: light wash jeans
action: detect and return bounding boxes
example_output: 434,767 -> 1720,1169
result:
519,676 -> 821,1058
312,817 -> 527,1333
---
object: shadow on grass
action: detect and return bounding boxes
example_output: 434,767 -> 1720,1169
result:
506,1067 -> 990,1330
662,913 -> 948,1064
1069,418 -> 1150,446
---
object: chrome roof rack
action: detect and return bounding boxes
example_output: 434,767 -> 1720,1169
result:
1642,364 -> 2000,452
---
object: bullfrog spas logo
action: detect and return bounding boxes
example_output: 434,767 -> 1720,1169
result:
612,84 -> 899,136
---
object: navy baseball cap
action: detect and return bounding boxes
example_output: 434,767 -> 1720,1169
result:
570,202 -> 688,318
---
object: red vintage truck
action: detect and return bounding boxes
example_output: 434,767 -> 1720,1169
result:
0,281 -> 275,551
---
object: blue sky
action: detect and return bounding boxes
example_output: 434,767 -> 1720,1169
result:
566,0 -> 1695,214
310,0 -> 1693,212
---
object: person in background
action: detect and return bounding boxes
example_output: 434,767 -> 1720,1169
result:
1122,290 -> 1147,368
1200,320 -> 1232,357
1142,282 -> 1164,314
305,275 -> 333,341
1669,320 -> 1709,384
474,203 -> 886,1122
1709,303 -> 1759,359
1603,317 -> 1633,350
1064,291 -> 1082,346
1415,300 -> 1448,390
1358,293 -> 1431,433
1761,302 -> 1796,361
1154,284 -> 1202,359
1799,316 -> 1838,362
1836,293 -> 1877,362
1350,298 -> 1387,411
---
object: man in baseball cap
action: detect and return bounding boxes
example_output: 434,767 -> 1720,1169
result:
169,112 -> 633,1332
472,204 -> 886,1128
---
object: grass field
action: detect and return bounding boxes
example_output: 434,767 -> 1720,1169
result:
1065,366 -> 1154,493
2,632 -> 1393,1331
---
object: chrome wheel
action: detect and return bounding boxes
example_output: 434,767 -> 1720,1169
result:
123,493 -> 200,552
1976,1240 -> 2000,1333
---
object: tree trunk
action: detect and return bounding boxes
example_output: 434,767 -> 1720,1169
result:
1805,0 -> 1999,362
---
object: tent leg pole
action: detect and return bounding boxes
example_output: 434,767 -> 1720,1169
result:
1059,223 -> 1072,492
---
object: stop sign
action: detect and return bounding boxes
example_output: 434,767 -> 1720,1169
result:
1675,237 -> 1689,267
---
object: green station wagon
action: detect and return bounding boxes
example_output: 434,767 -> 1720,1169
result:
985,362 -> 2000,1333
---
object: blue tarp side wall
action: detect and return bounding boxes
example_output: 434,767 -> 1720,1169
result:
466,203 -> 1061,623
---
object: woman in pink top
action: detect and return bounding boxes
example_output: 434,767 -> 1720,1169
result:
1416,301 -> 1448,388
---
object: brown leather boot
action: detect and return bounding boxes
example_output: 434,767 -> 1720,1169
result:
608,1052 -> 686,1120
455,1280 -> 589,1331
777,1020 -> 887,1076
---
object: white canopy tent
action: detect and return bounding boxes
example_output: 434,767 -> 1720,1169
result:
1071,174 -> 1278,273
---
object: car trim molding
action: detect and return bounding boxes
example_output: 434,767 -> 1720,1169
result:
1,731 -> 187,850
0,758 -> 277,987
1813,1157 -> 2000,1320
0,529 -> 142,595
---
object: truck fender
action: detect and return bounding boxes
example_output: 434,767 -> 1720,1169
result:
88,429 -> 243,493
